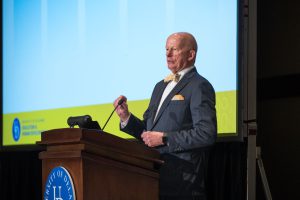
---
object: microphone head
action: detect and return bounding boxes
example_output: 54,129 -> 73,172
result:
67,115 -> 92,127
118,97 -> 125,105
67,115 -> 101,130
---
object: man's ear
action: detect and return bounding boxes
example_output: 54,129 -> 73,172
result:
188,50 -> 196,61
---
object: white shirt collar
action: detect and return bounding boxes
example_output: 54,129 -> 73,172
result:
177,65 -> 195,81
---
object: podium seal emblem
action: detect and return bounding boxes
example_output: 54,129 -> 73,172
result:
44,166 -> 76,200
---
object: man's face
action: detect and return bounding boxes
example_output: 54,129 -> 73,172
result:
165,34 -> 192,74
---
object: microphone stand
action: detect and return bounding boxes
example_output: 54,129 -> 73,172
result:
102,98 -> 125,131
102,106 -> 118,131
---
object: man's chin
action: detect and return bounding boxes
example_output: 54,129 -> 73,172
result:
168,66 -> 177,73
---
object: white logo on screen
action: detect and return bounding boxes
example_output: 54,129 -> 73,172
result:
14,126 -> 19,135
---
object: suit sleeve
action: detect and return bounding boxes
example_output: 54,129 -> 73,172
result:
120,82 -> 162,139
165,80 -> 217,152
120,113 -> 145,140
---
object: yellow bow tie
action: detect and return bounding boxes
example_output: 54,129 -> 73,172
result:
164,73 -> 181,83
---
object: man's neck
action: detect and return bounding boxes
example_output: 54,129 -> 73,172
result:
176,65 -> 194,74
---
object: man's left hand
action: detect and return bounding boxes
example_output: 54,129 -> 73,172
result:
141,131 -> 164,147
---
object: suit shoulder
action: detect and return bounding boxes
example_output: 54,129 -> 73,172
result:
192,73 -> 215,92
153,79 -> 165,89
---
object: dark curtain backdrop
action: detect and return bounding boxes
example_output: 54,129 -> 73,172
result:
0,142 -> 247,200
207,142 -> 247,200
0,151 -> 42,200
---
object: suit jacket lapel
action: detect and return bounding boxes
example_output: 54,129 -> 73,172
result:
150,68 -> 196,130
149,81 -> 168,126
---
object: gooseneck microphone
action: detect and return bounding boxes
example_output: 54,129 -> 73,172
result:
102,97 -> 125,131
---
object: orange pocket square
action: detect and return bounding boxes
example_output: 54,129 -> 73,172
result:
172,94 -> 185,100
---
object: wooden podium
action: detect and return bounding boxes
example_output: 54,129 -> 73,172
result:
38,128 -> 162,200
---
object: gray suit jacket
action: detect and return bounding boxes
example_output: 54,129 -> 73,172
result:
121,68 -> 217,197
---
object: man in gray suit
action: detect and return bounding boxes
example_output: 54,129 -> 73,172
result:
114,32 -> 217,200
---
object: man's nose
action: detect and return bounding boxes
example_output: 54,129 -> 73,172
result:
166,50 -> 172,56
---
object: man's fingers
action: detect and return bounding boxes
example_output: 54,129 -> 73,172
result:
114,95 -> 127,107
113,96 -> 121,107
141,132 -> 149,144
141,131 -> 164,147
142,132 -> 155,147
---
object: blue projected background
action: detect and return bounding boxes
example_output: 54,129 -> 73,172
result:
3,0 -> 236,113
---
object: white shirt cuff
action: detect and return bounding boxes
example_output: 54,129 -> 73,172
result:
120,113 -> 131,128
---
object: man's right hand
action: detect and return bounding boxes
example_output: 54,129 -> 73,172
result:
113,95 -> 130,122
